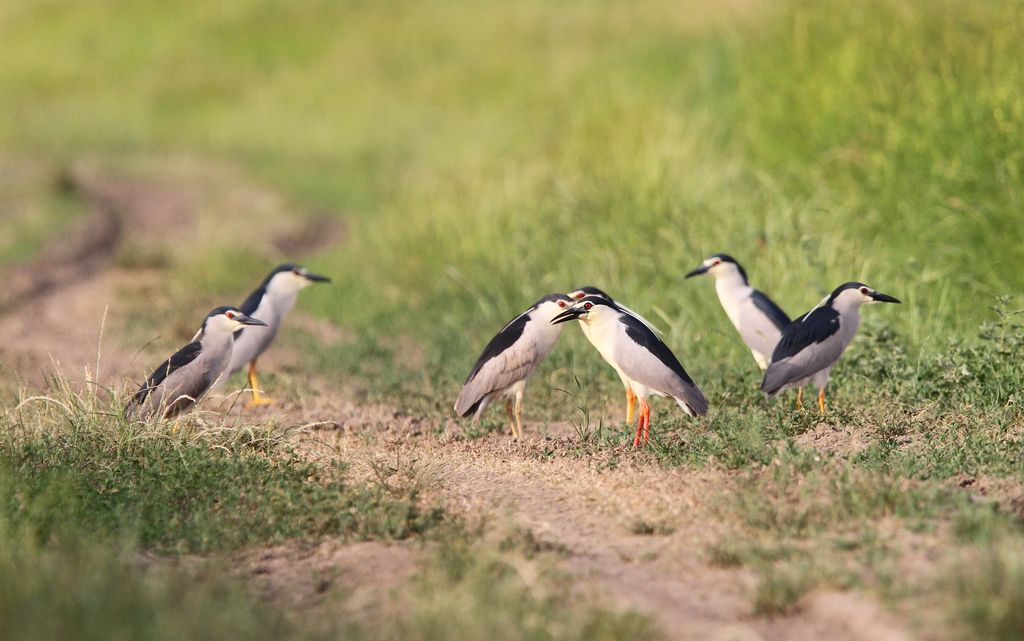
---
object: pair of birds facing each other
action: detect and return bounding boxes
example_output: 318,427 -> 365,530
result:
125,264 -> 330,421
453,288 -> 708,448
683,254 -> 900,414
456,257 -> 899,445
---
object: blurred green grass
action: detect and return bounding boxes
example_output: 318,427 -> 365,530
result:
3,0 -> 1022,435
2,2 -> 1024,636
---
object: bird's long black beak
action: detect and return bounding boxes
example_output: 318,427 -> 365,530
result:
304,272 -> 331,283
871,291 -> 901,304
237,312 -> 268,326
551,308 -> 583,325
684,265 -> 709,279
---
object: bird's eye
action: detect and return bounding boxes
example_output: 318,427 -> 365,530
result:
713,260 -> 721,266
574,293 -> 584,300
558,300 -> 566,308
226,311 -> 234,319
860,287 -> 869,295
584,302 -> 593,310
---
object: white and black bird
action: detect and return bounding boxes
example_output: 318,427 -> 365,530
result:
761,282 -> 900,414
126,307 -> 267,421
552,296 -> 707,447
455,294 -> 575,439
685,254 -> 790,370
567,286 -> 661,424
215,264 -> 330,407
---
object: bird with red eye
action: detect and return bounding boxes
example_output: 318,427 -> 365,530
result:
211,263 -> 331,408
565,286 -> 663,424
125,306 -> 267,423
552,295 -> 707,448
455,293 -> 575,439
762,281 -> 900,415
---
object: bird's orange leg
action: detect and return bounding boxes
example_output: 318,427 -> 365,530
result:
633,399 -> 651,448
818,388 -> 826,415
642,400 -> 652,444
795,388 -> 803,410
625,388 -> 637,424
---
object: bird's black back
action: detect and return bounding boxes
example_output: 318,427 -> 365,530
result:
618,313 -> 696,385
750,290 -> 791,332
238,264 -> 299,316
771,306 -> 840,362
462,293 -> 570,387
574,285 -> 611,299
128,340 -> 204,409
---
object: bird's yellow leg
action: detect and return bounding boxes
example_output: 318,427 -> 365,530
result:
505,398 -> 517,438
171,419 -> 181,434
245,361 -> 276,408
514,395 -> 524,440
625,388 -> 636,424
795,388 -> 803,410
818,388 -> 827,415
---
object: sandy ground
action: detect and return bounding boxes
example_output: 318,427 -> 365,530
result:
0,160 -> 915,641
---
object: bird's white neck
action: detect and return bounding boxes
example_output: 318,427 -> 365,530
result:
714,273 -> 754,325
264,283 -> 300,317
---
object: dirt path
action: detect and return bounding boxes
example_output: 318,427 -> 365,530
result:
0,159 -> 914,641
303,416 -> 912,641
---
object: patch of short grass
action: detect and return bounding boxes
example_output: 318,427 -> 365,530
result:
366,530 -> 659,641
0,519 -> 302,641
1,379 -> 443,553
949,545 -> 1024,641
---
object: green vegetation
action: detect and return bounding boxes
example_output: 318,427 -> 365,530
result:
0,380 -> 651,641
0,163 -> 87,267
2,0 -> 1024,638
364,534 -> 657,641
1,382 -> 442,553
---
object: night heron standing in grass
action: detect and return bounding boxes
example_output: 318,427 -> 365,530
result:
552,296 -> 707,447
455,294 -> 575,439
760,282 -> 900,414
215,264 -> 330,407
685,254 -> 790,370
567,286 -> 661,424
125,307 -> 266,421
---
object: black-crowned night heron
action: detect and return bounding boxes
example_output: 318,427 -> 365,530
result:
455,294 -> 575,439
760,282 -> 900,414
551,296 -> 707,447
567,285 -> 660,424
125,306 -> 266,420
215,263 -> 330,407
685,254 -> 790,370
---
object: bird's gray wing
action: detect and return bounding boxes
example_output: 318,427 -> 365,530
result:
615,316 -> 708,416
157,365 -> 215,418
761,309 -> 844,395
126,341 -> 203,418
454,336 -> 540,417
737,299 -> 786,356
749,290 -> 791,331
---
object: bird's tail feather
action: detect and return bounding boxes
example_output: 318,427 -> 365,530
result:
760,364 -> 788,397
675,383 -> 708,417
